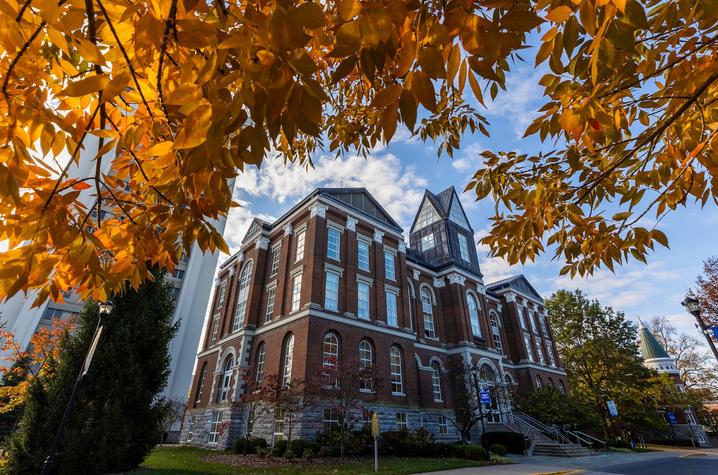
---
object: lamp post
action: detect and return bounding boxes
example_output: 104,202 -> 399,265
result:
41,300 -> 113,475
470,366 -> 489,453
681,296 -> 718,363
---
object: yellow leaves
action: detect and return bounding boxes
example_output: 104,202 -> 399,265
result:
174,104 -> 213,149
409,71 -> 436,112
60,74 -> 110,97
559,109 -> 583,139
546,6 -> 573,23
371,84 -> 402,108
418,47 -> 445,79
501,7 -> 544,32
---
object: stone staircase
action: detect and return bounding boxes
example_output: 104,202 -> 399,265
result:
531,442 -> 596,457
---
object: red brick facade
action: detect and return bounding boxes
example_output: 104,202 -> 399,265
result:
181,187 -> 568,448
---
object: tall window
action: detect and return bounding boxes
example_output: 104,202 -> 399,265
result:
358,240 -> 370,271
421,233 -> 435,251
396,412 -> 408,431
467,293 -> 481,337
558,380 -> 566,394
186,415 -> 195,441
458,234 -> 470,262
386,291 -> 398,327
524,333 -> 535,362
490,312 -> 503,354
195,362 -> 207,403
359,340 -> 374,391
322,332 -> 339,387
210,312 -> 220,345
233,261 -> 254,331
270,246 -> 280,277
415,200 -> 439,230
282,334 -> 294,386
438,415 -> 448,434
390,346 -> 404,394
529,311 -> 538,333
295,229 -> 306,261
539,314 -> 550,337
219,355 -> 233,402
209,411 -> 222,444
546,343 -> 557,367
449,195 -> 471,229
518,307 -> 528,330
255,344 -> 265,385
421,287 -> 436,339
324,271 -> 340,312
265,287 -> 276,323
323,408 -> 339,432
535,375 -> 543,388
273,409 -> 285,442
327,227 -> 341,260
536,340 -> 546,365
217,279 -> 227,307
291,274 -> 302,312
384,250 -> 396,280
357,282 -> 370,320
431,362 -> 442,401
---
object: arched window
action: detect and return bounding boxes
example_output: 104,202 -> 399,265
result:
431,362 -> 442,402
547,377 -> 554,388
479,364 -> 496,382
535,375 -> 543,388
558,380 -> 566,394
390,346 -> 404,394
282,334 -> 294,386
503,373 -> 513,386
233,261 -> 254,332
359,339 -> 374,391
255,343 -> 265,386
219,355 -> 234,402
323,332 -> 339,387
195,362 -> 208,404
490,312 -> 503,354
420,287 -> 436,339
467,292 -> 481,337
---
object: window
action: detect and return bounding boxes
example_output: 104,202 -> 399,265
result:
217,279 -> 227,307
390,346 -> 404,394
421,233 -> 435,251
291,274 -> 302,312
546,377 -> 554,388
357,282 -> 370,320
415,200 -> 440,231
518,307 -> 528,330
324,271 -> 340,312
362,409 -> 374,428
195,362 -> 207,403
458,234 -> 470,262
431,362 -> 442,402
438,415 -> 448,434
327,227 -> 341,260
524,334 -> 535,362
210,312 -> 220,345
265,287 -> 276,323
535,375 -> 543,388
359,340 -> 374,391
384,250 -> 396,280
323,332 -> 339,387
558,380 -> 566,394
186,415 -> 195,441
255,344 -> 265,385
529,311 -> 538,333
546,343 -> 557,367
295,229 -> 306,261
536,340 -> 546,365
273,409 -> 285,442
396,412 -> 408,431
490,313 -> 503,354
421,287 -> 436,339
539,314 -> 549,338
358,240 -> 370,271
449,195 -> 470,229
282,334 -> 294,386
233,261 -> 254,331
386,291 -> 398,327
208,411 -> 222,444
219,355 -> 234,402
270,246 -> 280,277
323,408 -> 339,433
467,293 -> 481,337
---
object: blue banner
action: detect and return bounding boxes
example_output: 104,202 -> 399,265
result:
479,389 -> 491,405
712,327 -> 718,340
667,412 -> 677,424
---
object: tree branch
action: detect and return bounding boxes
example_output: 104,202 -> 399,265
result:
157,0 -> 178,123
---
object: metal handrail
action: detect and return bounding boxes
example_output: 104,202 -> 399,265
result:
564,430 -> 594,448
513,412 -> 572,445
573,430 -> 607,449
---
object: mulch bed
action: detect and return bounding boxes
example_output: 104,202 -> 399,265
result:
201,454 -> 357,468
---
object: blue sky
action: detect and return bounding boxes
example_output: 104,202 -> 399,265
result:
222,60 -> 717,345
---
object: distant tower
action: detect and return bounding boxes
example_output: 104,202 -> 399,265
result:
638,322 -> 680,379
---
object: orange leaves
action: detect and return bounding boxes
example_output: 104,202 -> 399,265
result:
174,105 -> 212,150
546,6 -> 573,23
60,74 -> 110,97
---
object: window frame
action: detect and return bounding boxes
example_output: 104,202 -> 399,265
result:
270,245 -> 281,277
421,233 -> 435,251
233,260 -> 254,332
390,345 -> 404,395
208,411 -> 222,444
438,415 -> 448,434
357,281 -> 370,320
327,226 -> 341,261
255,343 -> 266,385
467,292 -> 481,337
359,339 -> 374,392
322,332 -> 340,387
384,250 -> 396,280
291,273 -> 302,312
282,334 -> 294,386
457,233 -> 470,262
385,290 -> 399,327
219,355 -> 234,402
357,239 -> 370,271
395,412 -> 408,431
295,228 -> 306,262
430,362 -> 443,402
324,271 -> 340,312
421,287 -> 437,339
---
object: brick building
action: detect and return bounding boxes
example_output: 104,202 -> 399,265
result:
180,187 -> 568,448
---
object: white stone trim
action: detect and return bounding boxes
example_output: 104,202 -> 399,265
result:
373,230 -> 384,243
283,223 -> 293,236
310,202 -> 327,218
447,273 -> 465,286
357,274 -> 374,287
317,196 -> 402,238
412,269 -> 420,280
255,237 -> 270,250
385,283 -> 400,294
346,216 -> 358,232
398,241 -> 407,253
324,262 -> 344,277
433,278 -> 445,288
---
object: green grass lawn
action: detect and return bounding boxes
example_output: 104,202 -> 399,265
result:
132,446 -> 487,475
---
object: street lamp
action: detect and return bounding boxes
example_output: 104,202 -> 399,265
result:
469,366 -> 490,453
681,296 -> 718,363
41,300 -> 113,475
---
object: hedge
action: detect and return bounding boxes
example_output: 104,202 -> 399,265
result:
481,431 -> 526,454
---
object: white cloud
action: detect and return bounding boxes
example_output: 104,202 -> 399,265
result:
483,65 -> 547,137
233,153 -> 428,231
451,141 -> 485,173
223,199 -> 275,255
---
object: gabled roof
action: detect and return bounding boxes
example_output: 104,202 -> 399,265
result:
409,186 -> 474,233
486,274 -> 544,303
638,323 -> 671,360
241,218 -> 271,243
318,188 -> 403,232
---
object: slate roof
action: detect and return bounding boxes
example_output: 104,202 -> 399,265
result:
486,275 -> 544,303
638,323 -> 671,360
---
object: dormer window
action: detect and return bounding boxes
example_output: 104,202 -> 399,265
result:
421,233 -> 435,251
415,200 -> 440,231
448,195 -> 471,229
457,234 -> 470,262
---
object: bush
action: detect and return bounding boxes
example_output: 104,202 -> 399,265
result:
481,431 -> 526,454
433,442 -> 455,458
302,447 -> 315,459
271,440 -> 288,457
490,443 -> 507,456
452,444 -> 468,459
256,447 -> 270,458
605,439 -> 632,449
647,438 -> 695,447
462,445 -> 488,460
379,431 -> 413,456
234,437 -> 267,454
289,439 -> 305,457
303,441 -> 320,457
